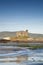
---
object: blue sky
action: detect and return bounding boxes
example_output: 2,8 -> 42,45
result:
0,0 -> 43,34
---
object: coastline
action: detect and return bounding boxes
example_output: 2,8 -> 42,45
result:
0,38 -> 43,43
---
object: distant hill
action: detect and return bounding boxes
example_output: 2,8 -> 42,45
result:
0,31 -> 16,39
0,31 -> 43,39
29,33 -> 43,38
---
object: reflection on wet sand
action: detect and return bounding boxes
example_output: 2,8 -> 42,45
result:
16,55 -> 28,63
0,55 -> 28,63
0,46 -> 43,65
0,46 -> 28,63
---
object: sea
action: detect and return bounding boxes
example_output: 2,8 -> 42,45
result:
0,42 -> 43,65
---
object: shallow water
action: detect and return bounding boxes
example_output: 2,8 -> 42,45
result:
0,46 -> 43,65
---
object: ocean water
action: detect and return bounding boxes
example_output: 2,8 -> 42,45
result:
0,45 -> 43,65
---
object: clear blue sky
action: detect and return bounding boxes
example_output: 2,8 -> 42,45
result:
0,0 -> 43,34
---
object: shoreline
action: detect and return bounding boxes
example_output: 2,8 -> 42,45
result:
0,39 -> 43,43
